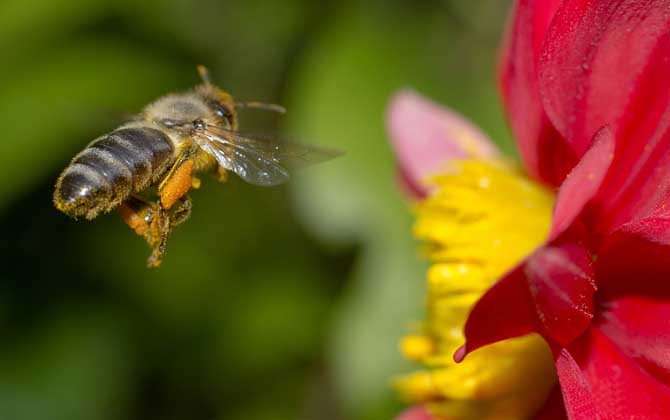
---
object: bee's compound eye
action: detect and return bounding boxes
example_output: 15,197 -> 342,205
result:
214,104 -> 232,120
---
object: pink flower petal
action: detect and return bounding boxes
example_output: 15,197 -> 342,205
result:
395,406 -> 434,420
386,89 -> 498,198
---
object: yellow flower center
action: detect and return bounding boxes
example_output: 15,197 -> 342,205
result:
396,160 -> 557,420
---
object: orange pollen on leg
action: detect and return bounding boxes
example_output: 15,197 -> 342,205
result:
160,160 -> 194,209
119,203 -> 149,236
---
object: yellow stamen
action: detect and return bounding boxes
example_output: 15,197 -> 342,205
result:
402,335 -> 437,361
396,160 -> 556,420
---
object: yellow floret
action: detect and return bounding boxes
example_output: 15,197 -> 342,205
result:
396,160 -> 556,420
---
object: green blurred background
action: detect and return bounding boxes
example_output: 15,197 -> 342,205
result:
0,1 -> 513,419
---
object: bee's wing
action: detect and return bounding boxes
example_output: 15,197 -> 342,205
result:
195,127 -> 341,186
196,130 -> 290,186
209,127 -> 343,168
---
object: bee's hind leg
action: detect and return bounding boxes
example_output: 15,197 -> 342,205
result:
118,195 -> 155,238
145,195 -> 193,267
145,206 -> 172,268
118,195 -> 172,268
119,149 -> 197,267
169,195 -> 192,227
145,151 -> 198,267
159,152 -> 195,210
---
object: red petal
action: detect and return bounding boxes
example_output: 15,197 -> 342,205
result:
539,0 -> 670,159
554,348 -> 596,420
598,216 -> 670,296
549,127 -> 614,241
456,243 -> 595,360
526,244 -> 596,346
500,0 -> 572,186
558,328 -> 670,419
533,385 -> 568,420
454,263 -> 537,361
550,109 -> 670,243
598,296 -> 670,384
590,110 -> 670,236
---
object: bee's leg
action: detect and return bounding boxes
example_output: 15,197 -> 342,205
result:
119,147 -> 198,267
119,195 -> 161,237
139,151 -> 199,267
146,208 -> 171,268
159,155 -> 195,210
145,194 -> 193,267
214,166 -> 228,183
118,195 -> 171,268
169,195 -> 192,227
118,196 -> 154,237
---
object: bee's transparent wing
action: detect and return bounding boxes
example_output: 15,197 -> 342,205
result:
196,131 -> 289,186
211,127 -> 343,168
196,126 -> 341,186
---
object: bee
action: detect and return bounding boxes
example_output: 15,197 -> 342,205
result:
54,66 -> 337,267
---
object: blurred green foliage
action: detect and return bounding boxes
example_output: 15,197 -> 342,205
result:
0,0 -> 510,419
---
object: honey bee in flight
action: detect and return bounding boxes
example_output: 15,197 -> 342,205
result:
54,66 -> 337,267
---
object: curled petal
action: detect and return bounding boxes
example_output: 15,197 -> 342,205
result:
591,108 -> 670,235
500,0 -> 571,185
549,126 -> 614,241
454,264 -> 536,362
456,243 -> 595,361
525,244 -> 595,346
386,90 -> 498,198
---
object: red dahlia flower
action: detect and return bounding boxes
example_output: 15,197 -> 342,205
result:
390,91 -> 557,419
457,1 -> 670,418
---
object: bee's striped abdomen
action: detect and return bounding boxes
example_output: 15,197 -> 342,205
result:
54,126 -> 175,219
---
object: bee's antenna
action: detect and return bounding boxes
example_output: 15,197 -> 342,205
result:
235,101 -> 287,114
197,65 -> 212,85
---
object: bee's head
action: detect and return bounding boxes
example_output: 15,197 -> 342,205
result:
195,65 -> 238,130
144,68 -> 238,135
203,93 -> 237,130
147,66 -> 282,135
